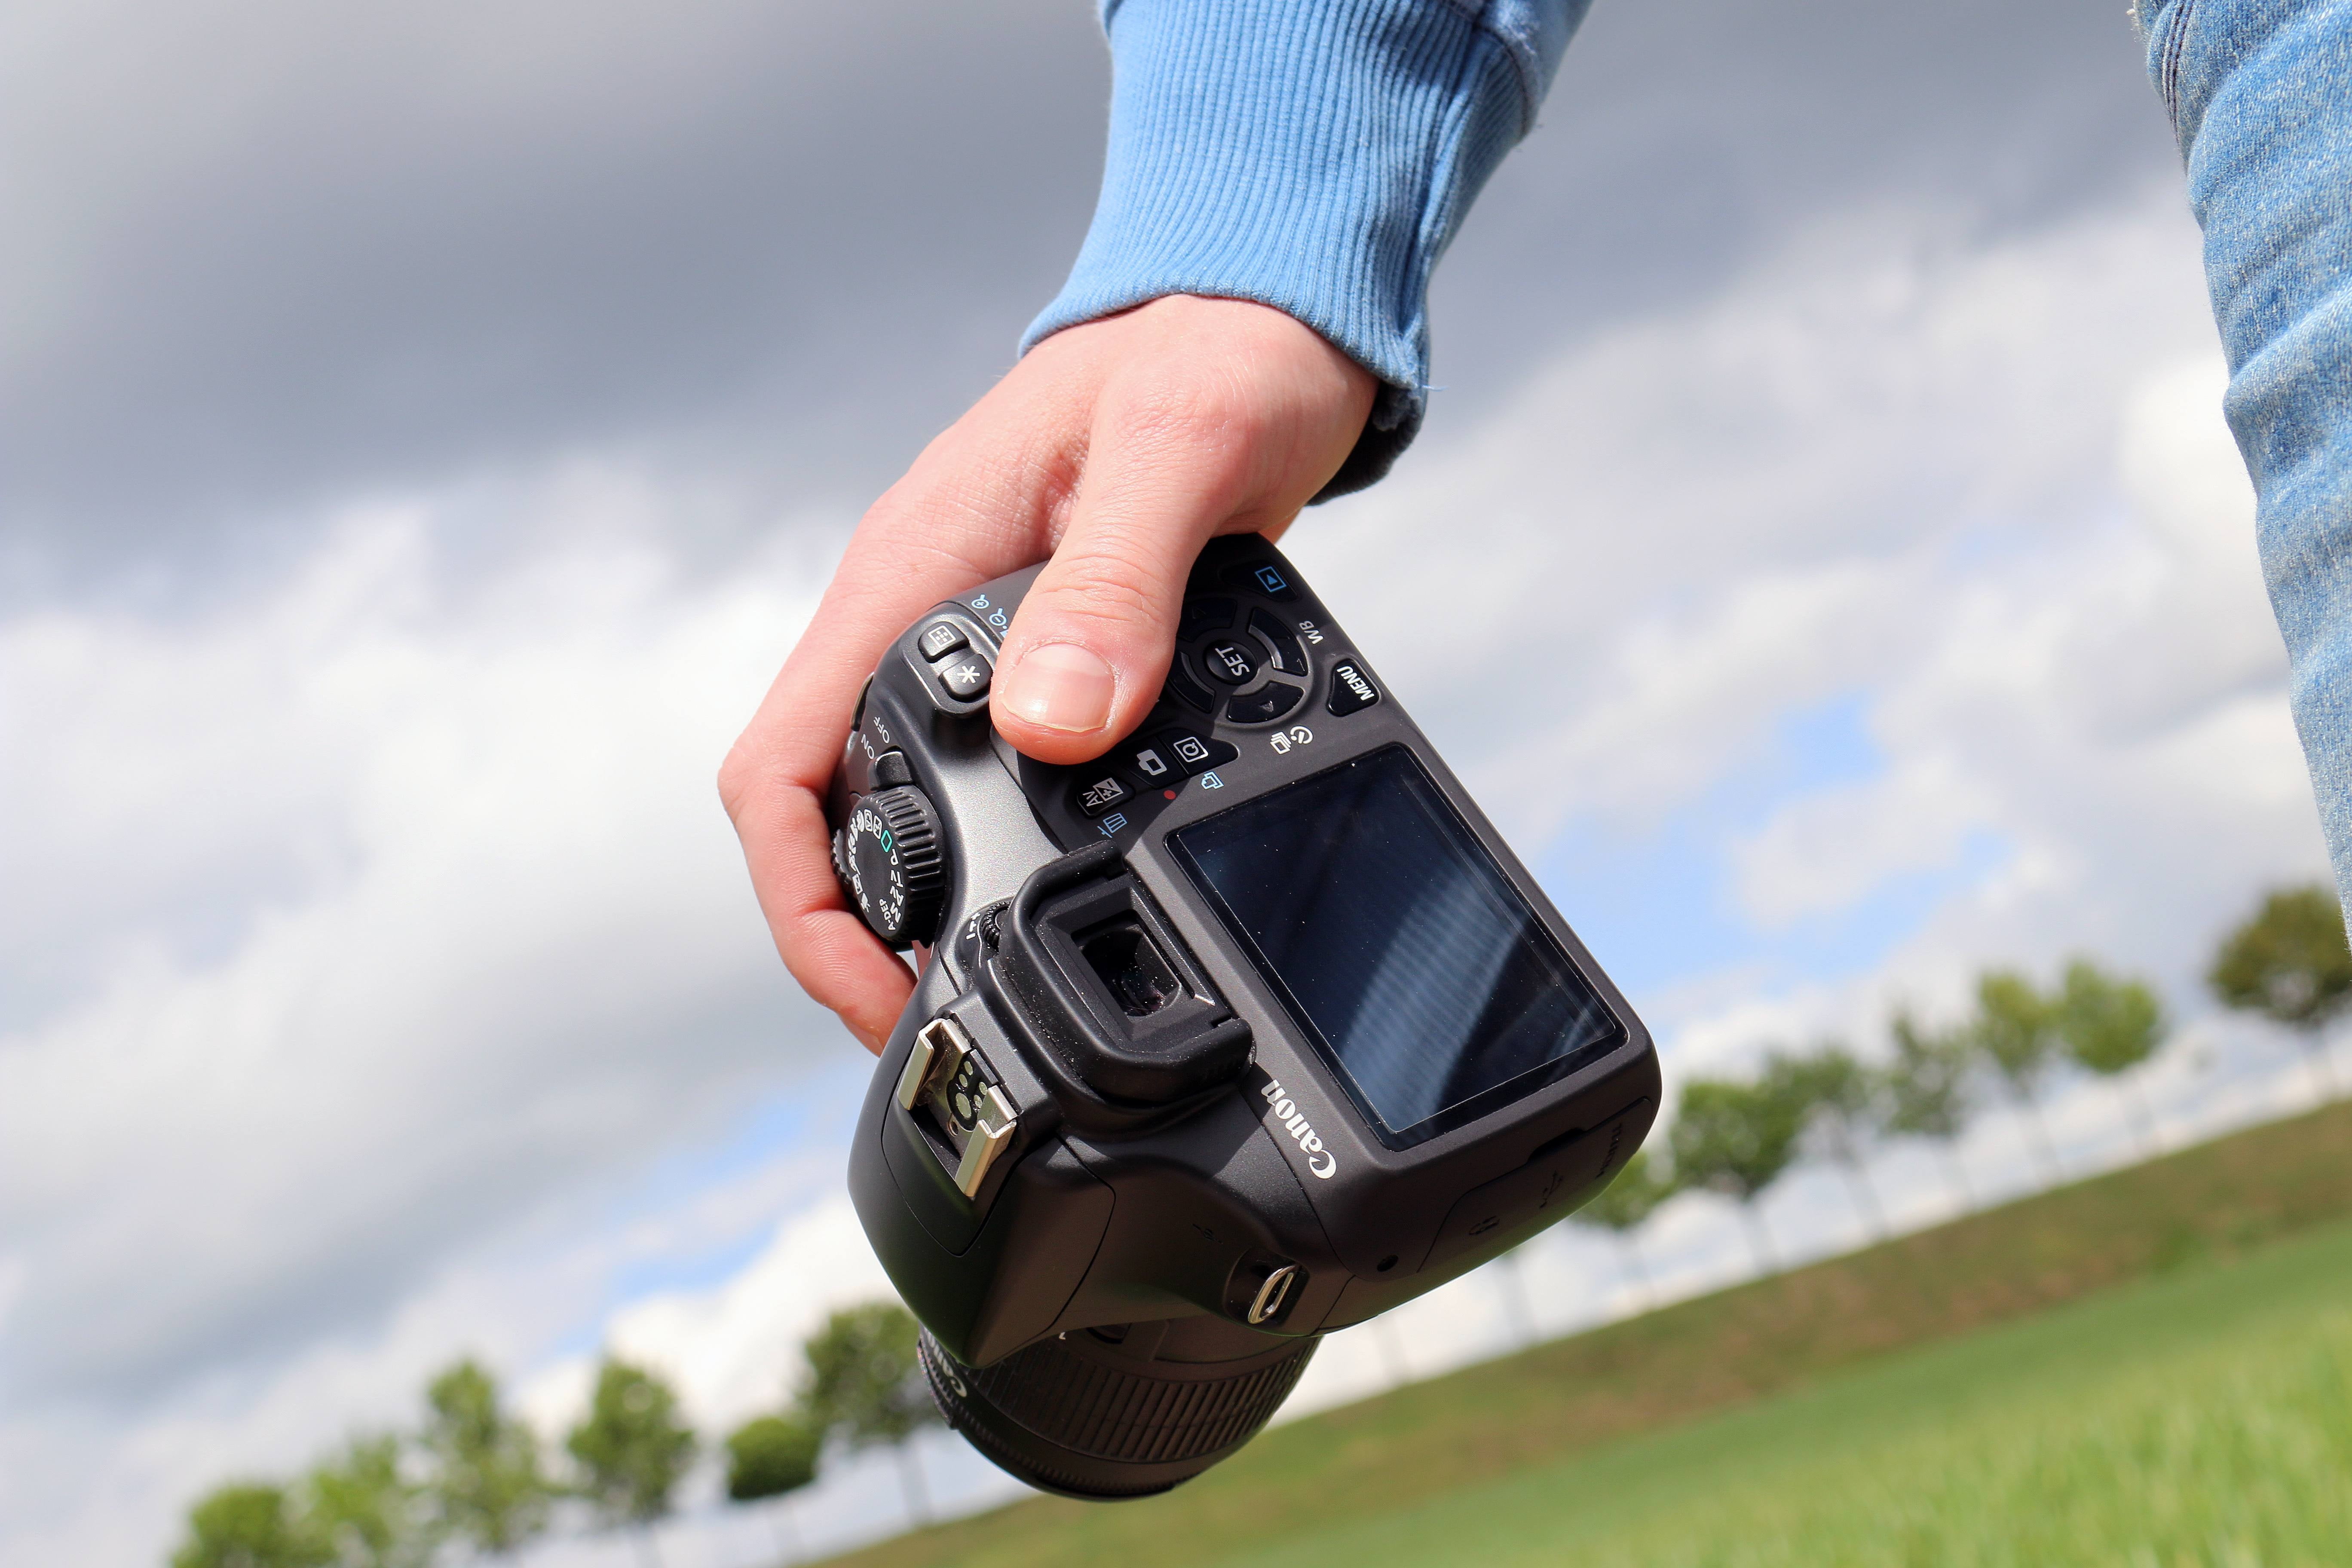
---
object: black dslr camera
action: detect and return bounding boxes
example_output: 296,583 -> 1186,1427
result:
827,537 -> 1657,1499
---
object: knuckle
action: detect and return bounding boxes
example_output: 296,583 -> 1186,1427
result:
1039,546 -> 1164,628
715,741 -> 758,820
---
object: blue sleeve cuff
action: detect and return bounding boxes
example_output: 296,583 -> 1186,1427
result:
1023,0 -> 1587,499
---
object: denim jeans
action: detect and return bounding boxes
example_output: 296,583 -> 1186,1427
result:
2142,0 -> 2352,908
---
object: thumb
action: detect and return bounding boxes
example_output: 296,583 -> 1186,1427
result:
990,464 -> 1229,766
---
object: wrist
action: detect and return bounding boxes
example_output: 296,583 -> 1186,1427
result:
1026,0 -> 1586,496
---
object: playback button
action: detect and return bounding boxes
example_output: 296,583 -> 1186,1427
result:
1326,660 -> 1380,717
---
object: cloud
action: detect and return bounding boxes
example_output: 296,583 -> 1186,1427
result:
1292,187 -> 2316,1058
527,1193 -> 894,1438
0,3 -> 2305,1563
0,466 -> 853,1405
0,0 -> 1108,575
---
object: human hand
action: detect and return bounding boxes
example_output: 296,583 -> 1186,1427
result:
719,295 -> 1378,1051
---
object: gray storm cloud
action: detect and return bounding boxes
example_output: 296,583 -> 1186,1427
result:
3,0 -> 2171,586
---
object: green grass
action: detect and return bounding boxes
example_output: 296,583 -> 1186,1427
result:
1226,1223 -> 2352,1567
824,1100 -> 2352,1568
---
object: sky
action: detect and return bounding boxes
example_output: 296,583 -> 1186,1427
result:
1,1 -> 2334,1564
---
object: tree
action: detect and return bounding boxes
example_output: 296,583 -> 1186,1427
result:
2210,883 -> 2352,1099
1569,1148 -> 1672,1307
2053,959 -> 2168,1154
1884,1010 -> 1978,1210
1969,970 -> 2063,1184
1767,1044 -> 1888,1241
802,1303 -> 938,1525
566,1357 -> 697,1568
303,1435 -> 431,1568
1668,1077 -> 1804,1275
419,1359 -> 551,1559
171,1483 -> 328,1568
725,1411 -> 823,1563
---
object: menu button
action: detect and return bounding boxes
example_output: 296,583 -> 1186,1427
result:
1326,660 -> 1380,716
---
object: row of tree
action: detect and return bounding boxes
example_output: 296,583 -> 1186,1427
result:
1565,884 -> 2352,1286
171,1303 -> 934,1568
178,889 -> 2352,1562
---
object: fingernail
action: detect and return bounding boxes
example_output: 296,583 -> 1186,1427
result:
1001,642 -> 1116,733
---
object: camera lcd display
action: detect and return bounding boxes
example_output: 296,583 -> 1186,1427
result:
1170,745 -> 1623,1148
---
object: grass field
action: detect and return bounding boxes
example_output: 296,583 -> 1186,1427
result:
823,1099 -> 2352,1568
1224,1224 -> 2352,1566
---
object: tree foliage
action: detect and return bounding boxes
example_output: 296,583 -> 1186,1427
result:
303,1435 -> 429,1568
1970,971 -> 2058,1095
2055,959 -> 2167,1078
566,1357 -> 698,1533
171,1483 -> 329,1568
1884,1011 -> 1974,1142
1668,1078 -> 1804,1206
420,1359 -> 551,1557
801,1303 -> 934,1451
2210,884 -> 2352,1032
1767,1044 -> 1880,1166
725,1412 -> 823,1504
1573,1148 -> 1672,1233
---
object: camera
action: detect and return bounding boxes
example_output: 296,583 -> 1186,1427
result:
828,536 -> 1658,1499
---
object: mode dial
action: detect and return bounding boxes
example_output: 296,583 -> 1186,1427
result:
840,786 -> 948,948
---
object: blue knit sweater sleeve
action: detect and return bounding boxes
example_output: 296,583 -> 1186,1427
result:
1023,0 -> 1590,497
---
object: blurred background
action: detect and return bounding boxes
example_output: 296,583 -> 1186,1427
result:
5,0 -> 2337,1563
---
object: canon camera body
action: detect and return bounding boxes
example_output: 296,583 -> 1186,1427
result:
826,536 -> 1658,1499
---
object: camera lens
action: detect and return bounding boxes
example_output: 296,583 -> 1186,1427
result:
919,1323 -> 1316,1500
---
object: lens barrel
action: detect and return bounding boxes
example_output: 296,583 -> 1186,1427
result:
919,1325 -> 1316,1500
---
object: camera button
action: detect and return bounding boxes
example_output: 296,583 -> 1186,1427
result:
934,650 -> 992,701
1223,560 -> 1300,602
1249,609 -> 1309,677
1203,640 -> 1259,686
870,749 -> 914,788
1163,660 -> 1216,713
916,619 -> 969,662
1225,681 -> 1303,725
1073,772 -> 1133,817
1326,659 -> 1380,716
1178,595 -> 1237,641
1152,729 -> 1237,777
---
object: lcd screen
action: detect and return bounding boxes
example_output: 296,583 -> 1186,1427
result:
1170,745 -> 1622,1148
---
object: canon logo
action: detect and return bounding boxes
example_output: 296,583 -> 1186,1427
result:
1258,1076 -> 1337,1179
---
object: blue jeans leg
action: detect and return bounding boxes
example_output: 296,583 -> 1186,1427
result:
2144,0 -> 2352,906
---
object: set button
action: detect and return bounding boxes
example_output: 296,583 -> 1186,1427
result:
1203,640 -> 1260,686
